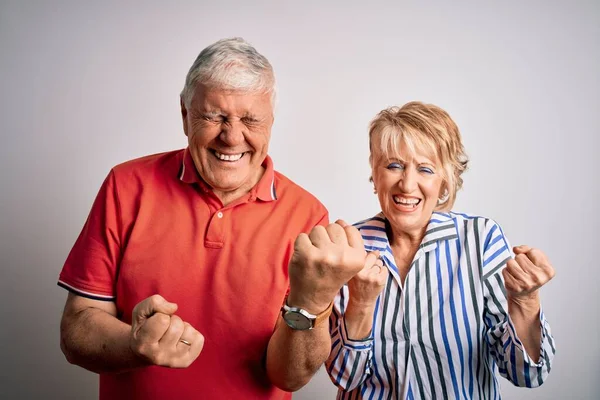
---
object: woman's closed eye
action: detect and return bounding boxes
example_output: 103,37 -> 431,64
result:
386,162 -> 404,170
419,166 -> 434,174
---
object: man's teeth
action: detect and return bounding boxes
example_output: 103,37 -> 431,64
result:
214,151 -> 244,161
393,196 -> 420,206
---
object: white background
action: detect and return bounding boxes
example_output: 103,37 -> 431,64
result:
1,1 -> 598,399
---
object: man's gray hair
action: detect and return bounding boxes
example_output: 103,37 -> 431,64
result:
181,37 -> 276,108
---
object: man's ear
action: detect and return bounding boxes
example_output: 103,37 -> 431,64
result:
180,96 -> 188,137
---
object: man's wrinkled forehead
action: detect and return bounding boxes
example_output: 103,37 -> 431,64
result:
191,84 -> 273,109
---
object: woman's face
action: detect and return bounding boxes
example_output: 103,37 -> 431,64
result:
372,141 -> 445,239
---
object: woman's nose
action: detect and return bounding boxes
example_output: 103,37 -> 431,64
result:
398,167 -> 417,192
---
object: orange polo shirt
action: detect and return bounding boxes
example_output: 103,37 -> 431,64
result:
58,148 -> 328,400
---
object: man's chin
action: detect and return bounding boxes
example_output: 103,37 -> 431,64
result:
202,166 -> 264,196
203,166 -> 245,183
206,178 -> 243,190
206,173 -> 251,190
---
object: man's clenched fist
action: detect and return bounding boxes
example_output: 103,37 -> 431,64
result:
130,294 -> 204,368
287,220 -> 379,314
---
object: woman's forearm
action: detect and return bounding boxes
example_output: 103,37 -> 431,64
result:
507,292 -> 542,361
344,301 -> 376,340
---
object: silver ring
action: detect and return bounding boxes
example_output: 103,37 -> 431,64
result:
179,339 -> 192,346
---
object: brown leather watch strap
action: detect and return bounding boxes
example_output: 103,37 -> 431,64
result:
312,301 -> 334,328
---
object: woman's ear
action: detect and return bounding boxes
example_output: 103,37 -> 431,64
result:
437,181 -> 449,203
369,176 -> 377,194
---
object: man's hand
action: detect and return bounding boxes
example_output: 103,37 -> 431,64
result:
347,256 -> 388,309
503,245 -> 555,308
130,294 -> 204,368
287,220 -> 379,314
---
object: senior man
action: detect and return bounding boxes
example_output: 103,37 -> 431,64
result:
58,37 -> 370,399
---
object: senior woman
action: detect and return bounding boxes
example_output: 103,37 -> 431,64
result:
325,102 -> 555,399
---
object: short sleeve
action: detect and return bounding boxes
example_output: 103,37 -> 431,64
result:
57,170 -> 122,301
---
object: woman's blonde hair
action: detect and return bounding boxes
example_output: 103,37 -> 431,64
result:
369,101 -> 469,211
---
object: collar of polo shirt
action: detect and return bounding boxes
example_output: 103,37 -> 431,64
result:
179,147 -> 277,202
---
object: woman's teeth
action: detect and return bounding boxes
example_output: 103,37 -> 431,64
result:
393,196 -> 421,207
214,151 -> 244,161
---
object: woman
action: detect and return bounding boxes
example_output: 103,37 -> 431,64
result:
325,102 -> 555,399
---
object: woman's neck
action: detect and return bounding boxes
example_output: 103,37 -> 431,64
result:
386,222 -> 426,285
387,223 -> 425,252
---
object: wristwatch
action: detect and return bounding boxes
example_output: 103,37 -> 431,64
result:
281,296 -> 334,330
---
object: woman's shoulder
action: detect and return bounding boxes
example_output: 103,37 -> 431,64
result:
353,212 -> 386,231
351,211 -> 506,235
444,211 -> 507,237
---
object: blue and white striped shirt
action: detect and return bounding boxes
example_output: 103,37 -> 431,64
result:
326,212 -> 555,400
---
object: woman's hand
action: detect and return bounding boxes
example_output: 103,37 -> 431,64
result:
344,255 -> 388,340
347,254 -> 388,309
503,245 -> 555,307
503,245 -> 555,360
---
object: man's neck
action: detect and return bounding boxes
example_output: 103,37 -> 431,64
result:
213,166 -> 266,206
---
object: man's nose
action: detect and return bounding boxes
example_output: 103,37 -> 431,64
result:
219,122 -> 245,147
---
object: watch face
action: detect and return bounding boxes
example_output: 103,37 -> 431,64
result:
283,311 -> 312,330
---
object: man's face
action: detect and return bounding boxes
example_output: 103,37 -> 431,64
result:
181,84 -> 274,203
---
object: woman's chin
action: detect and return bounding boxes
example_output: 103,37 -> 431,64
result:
388,213 -> 427,232
393,204 -> 420,214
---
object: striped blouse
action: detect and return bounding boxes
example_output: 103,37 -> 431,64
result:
326,212 -> 555,400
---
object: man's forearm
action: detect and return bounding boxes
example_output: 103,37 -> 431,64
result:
266,318 -> 331,392
60,307 -> 147,374
270,219 -> 373,390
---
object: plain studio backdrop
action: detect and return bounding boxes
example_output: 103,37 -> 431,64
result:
1,1 -> 598,399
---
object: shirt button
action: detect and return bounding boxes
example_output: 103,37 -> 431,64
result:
217,212 -> 223,218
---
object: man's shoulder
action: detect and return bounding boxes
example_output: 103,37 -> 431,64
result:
273,170 -> 325,209
111,149 -> 184,179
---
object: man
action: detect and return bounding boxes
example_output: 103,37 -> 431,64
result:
58,37 -> 371,399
